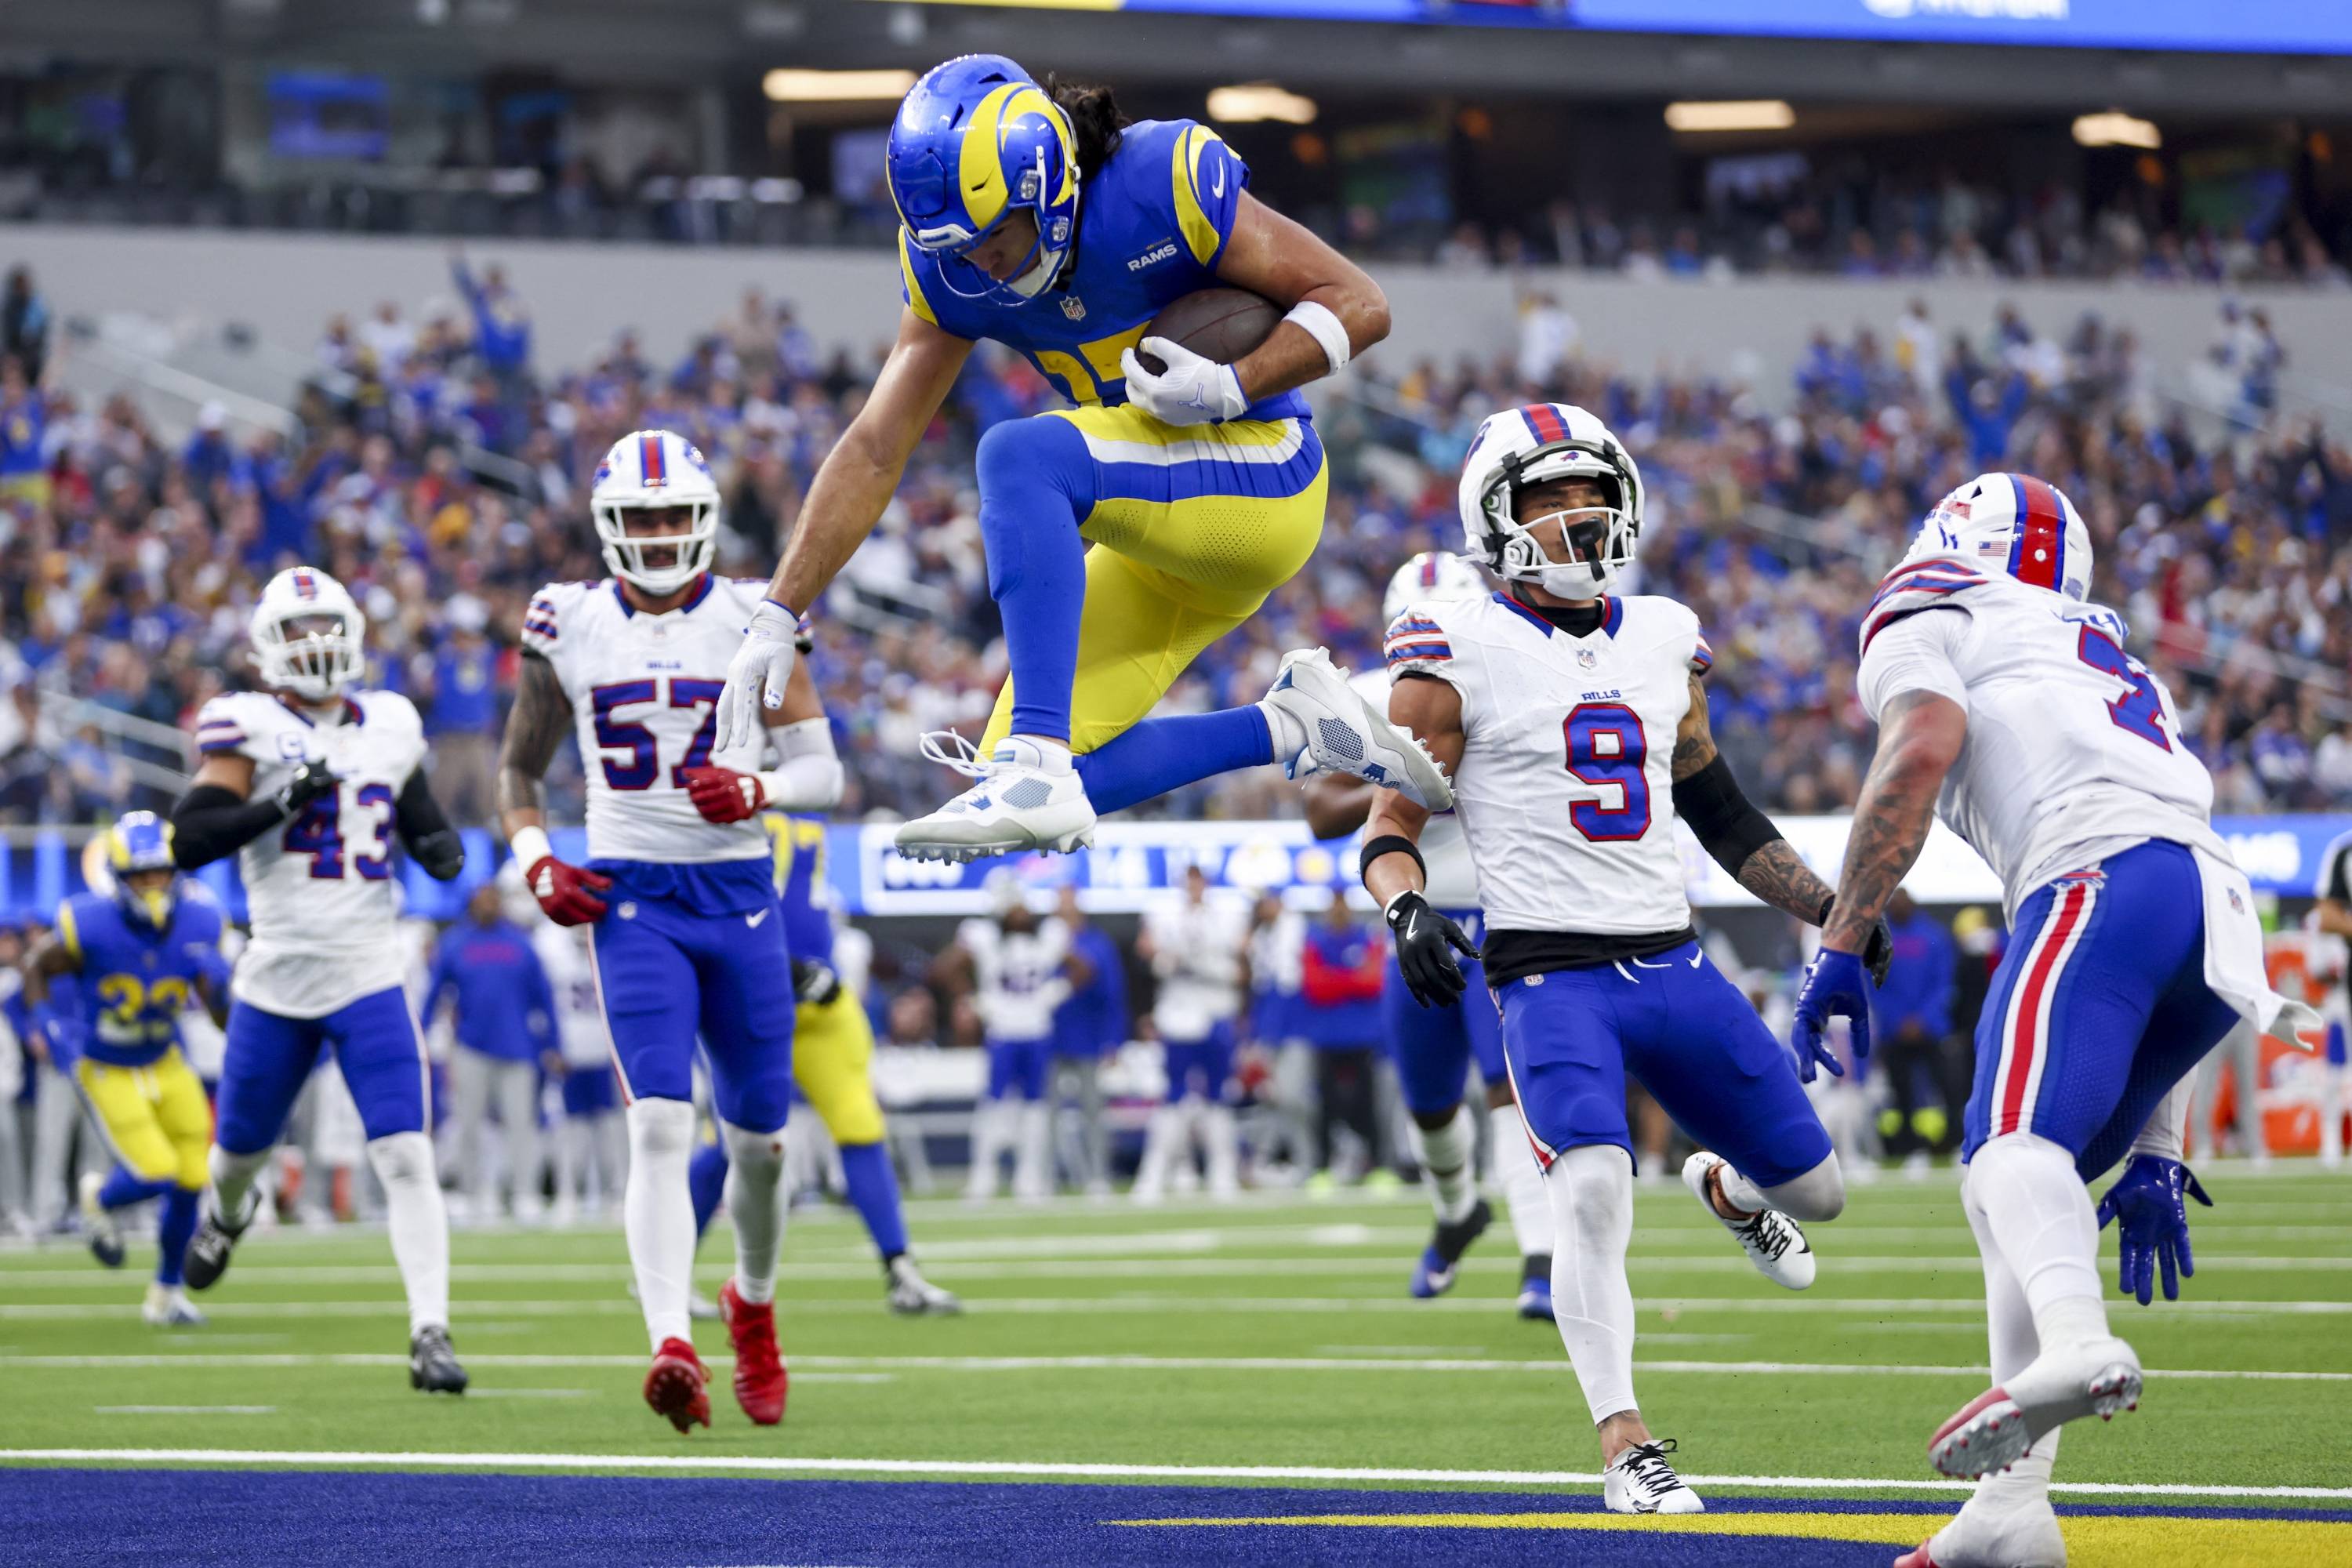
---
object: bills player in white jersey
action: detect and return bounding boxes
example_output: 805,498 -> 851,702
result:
170,566 -> 470,1392
951,872 -> 1073,1200
1132,866 -> 1249,1203
1794,473 -> 2323,1568
499,430 -> 844,1433
1362,404 -> 1893,1514
1306,552 -> 1557,1316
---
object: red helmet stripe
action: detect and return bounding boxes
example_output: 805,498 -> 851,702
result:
2007,474 -> 2063,590
1522,404 -> 1570,445
639,432 -> 667,487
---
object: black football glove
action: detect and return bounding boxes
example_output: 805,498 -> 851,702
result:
791,956 -> 842,1007
408,828 -> 466,882
272,760 -> 340,817
1383,890 -> 1478,1008
1820,896 -> 1897,988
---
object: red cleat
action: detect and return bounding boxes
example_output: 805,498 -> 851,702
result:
720,1279 -> 788,1425
644,1337 -> 712,1432
1892,1541 -> 1939,1568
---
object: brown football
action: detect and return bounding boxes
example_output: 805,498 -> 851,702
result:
1134,287 -> 1280,375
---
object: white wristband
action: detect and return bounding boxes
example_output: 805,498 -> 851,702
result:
509,825 -> 553,869
1284,299 -> 1352,376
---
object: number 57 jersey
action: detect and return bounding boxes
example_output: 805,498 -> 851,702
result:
193,688 -> 427,1018
1857,554 -> 2223,916
521,575 -> 775,865
1383,592 -> 1706,938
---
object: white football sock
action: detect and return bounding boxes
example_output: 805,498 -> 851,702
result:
1725,1151 -> 1846,1223
1201,1103 -> 1240,1199
1132,1105 -> 1178,1202
720,1120 -> 787,1306
1258,699 -> 1308,759
1548,1142 -> 1638,1425
965,1098 -> 1011,1199
1013,1101 -> 1054,1200
365,1132 -> 450,1335
995,735 -> 1073,772
624,1098 -> 699,1351
1968,1176 -> 2043,1384
1407,1103 -> 1479,1225
208,1145 -> 273,1228
1486,1102 -> 1555,1258
1965,1134 -> 2108,1341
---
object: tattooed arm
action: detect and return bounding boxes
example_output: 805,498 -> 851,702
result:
496,652 -> 573,840
1820,690 -> 1968,953
1669,671 -> 1842,924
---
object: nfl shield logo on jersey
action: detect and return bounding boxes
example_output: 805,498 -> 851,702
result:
1062,296 -> 1087,321
1577,648 -> 1599,670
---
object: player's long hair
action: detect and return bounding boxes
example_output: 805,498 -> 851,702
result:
1045,77 -> 1126,181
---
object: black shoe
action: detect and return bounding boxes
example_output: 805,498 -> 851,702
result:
181,1207 -> 247,1292
1409,1198 -> 1492,1298
410,1325 -> 468,1394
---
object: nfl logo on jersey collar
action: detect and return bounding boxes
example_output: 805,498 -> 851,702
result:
1061,296 -> 1087,321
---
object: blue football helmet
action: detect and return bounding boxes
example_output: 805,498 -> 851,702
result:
107,811 -> 180,929
887,54 -> 1080,305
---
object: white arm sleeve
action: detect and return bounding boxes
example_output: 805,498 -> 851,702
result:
2127,1076 -> 2194,1163
757,717 -> 844,811
1856,608 -> 1973,724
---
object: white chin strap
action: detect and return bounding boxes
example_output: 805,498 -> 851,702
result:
1004,246 -> 1062,300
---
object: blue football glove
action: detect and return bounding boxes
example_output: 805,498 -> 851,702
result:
1790,947 -> 1873,1083
2095,1153 -> 2212,1305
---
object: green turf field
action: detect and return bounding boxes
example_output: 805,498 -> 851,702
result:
3,1164 -> 2348,1504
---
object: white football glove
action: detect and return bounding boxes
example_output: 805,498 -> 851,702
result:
1120,337 -> 1250,426
713,599 -> 800,757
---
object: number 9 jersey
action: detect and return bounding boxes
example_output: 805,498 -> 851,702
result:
193,688 -> 426,1018
1382,590 -> 1708,939
521,575 -> 779,866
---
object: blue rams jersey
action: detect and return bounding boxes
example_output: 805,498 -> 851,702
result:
56,891 -> 226,1069
899,119 -> 1308,423
766,812 -> 834,966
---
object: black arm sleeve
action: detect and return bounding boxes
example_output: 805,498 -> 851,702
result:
171,785 -> 289,870
1671,753 -> 1784,879
394,768 -> 466,881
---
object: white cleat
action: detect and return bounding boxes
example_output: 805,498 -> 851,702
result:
1896,1489 -> 2067,1567
143,1282 -> 207,1328
886,1255 -> 964,1316
1602,1438 -> 1704,1515
896,732 -> 1097,862
1264,648 -> 1453,811
1929,1337 -> 2141,1479
1683,1151 -> 1814,1290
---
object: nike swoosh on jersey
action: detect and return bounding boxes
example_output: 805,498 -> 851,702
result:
1688,951 -> 1703,967
1210,164 -> 1225,198
746,909 -> 769,928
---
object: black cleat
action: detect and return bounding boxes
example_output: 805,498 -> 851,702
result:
1409,1198 -> 1492,1298
79,1173 -> 125,1269
181,1207 -> 247,1292
410,1325 -> 468,1394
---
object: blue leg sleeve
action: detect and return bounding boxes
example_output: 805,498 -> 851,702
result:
99,1167 -> 172,1211
688,1141 -> 730,1243
156,1187 -> 198,1287
975,416 -> 1096,744
1073,708 -> 1275,815
839,1140 -> 909,1261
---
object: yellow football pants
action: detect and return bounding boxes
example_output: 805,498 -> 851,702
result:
74,1048 -> 212,1190
793,988 -> 885,1146
979,403 -> 1327,754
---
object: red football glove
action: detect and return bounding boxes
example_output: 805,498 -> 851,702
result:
525,855 -> 612,927
683,766 -> 767,824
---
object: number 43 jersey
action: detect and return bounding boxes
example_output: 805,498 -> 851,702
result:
1857,554 -> 2223,917
1384,592 -> 1707,939
522,575 -> 775,866
193,688 -> 426,1018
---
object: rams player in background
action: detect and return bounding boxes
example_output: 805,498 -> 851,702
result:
18,813 -> 229,1327
716,53 -> 1447,861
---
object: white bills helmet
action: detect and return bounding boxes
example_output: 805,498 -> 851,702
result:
591,429 -> 721,595
1381,550 -> 1489,626
1907,472 -> 2092,601
1457,402 -> 1645,599
250,566 -> 366,701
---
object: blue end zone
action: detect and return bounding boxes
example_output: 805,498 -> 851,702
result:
4,1472 -> 2344,1567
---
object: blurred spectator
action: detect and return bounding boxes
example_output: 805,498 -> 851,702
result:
1871,891 -> 1965,1161
2,267 -> 48,385
419,596 -> 502,826
1298,896 -> 1387,1186
425,883 -> 556,1223
1048,884 -> 1126,1195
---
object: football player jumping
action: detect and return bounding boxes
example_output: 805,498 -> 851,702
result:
1794,474 -> 2323,1568
19,814 -> 230,1327
1362,405 -> 1892,1514
713,54 -> 1447,862
1303,552 -> 1559,1316
171,567 -> 470,1392
501,430 -> 838,1432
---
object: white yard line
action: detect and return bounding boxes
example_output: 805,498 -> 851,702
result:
2,1447 -> 2347,1500
5,1351 -> 2343,1381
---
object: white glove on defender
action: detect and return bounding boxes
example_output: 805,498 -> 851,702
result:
1121,337 -> 1250,426
713,600 -> 799,756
